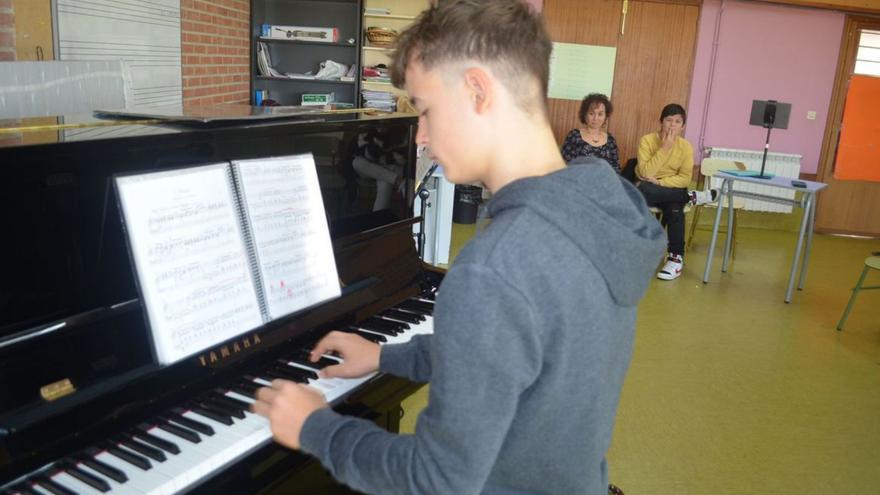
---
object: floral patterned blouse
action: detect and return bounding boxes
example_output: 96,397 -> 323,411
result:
560,128 -> 621,173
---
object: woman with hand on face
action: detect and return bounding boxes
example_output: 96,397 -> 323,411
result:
561,93 -> 620,173
636,103 -> 717,281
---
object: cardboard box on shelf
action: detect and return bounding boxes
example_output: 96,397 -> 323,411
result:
262,24 -> 340,42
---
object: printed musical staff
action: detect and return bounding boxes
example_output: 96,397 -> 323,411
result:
234,155 -> 341,319
116,163 -> 264,365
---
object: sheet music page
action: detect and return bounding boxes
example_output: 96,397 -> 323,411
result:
234,154 -> 341,319
116,164 -> 264,365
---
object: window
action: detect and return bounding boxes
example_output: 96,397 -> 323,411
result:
854,29 -> 880,77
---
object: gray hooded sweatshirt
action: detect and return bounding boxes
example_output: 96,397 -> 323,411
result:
300,158 -> 666,494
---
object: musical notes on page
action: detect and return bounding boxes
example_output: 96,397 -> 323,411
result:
234,155 -> 341,319
116,164 -> 263,365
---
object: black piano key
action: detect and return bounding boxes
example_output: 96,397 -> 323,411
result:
376,316 -> 410,331
78,452 -> 128,483
400,300 -> 434,314
58,461 -> 111,492
242,374 -> 262,384
211,391 -> 252,411
186,403 -> 234,426
157,421 -> 202,444
342,328 -> 386,343
402,298 -> 429,308
358,330 -> 388,343
275,360 -> 319,380
10,484 -> 40,495
104,444 -> 151,471
354,322 -> 396,337
165,412 -> 215,436
197,398 -> 245,419
229,384 -> 255,399
115,435 -> 166,463
230,382 -> 258,398
34,476 -> 77,495
289,349 -> 338,370
366,316 -> 409,332
204,397 -> 246,419
264,368 -> 309,384
383,309 -> 424,323
133,426 -> 181,455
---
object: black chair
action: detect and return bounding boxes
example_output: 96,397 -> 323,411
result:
621,157 -> 638,184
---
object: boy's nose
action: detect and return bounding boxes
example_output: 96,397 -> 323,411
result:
416,121 -> 429,146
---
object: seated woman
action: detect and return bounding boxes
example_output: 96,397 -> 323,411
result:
636,103 -> 716,281
561,93 -> 620,172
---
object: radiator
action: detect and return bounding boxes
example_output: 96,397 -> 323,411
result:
706,147 -> 802,213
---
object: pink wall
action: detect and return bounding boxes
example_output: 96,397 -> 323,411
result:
685,0 -> 844,174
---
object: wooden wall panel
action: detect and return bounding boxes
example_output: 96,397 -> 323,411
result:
607,1 -> 699,163
10,0 -> 53,61
543,0 -> 621,143
542,0 -> 700,160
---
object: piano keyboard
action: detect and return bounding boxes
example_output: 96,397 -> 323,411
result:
1,297 -> 434,495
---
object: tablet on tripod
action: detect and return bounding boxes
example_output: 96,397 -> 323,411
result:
747,99 -> 792,179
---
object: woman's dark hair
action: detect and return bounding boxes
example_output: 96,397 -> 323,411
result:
578,93 -> 613,125
660,103 -> 687,124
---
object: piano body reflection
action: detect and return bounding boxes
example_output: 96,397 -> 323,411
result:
0,111 -> 443,494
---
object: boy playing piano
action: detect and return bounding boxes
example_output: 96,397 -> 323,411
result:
253,1 -> 665,493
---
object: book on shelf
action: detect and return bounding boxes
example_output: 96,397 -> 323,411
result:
115,155 -> 340,365
362,89 -> 396,111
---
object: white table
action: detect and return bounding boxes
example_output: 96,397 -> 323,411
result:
702,172 -> 828,303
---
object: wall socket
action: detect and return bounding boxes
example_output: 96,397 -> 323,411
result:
807,111 -> 817,120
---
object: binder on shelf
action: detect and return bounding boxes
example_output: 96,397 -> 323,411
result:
115,155 -> 341,365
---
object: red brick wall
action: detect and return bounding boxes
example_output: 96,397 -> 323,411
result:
0,0 -> 14,61
181,0 -> 251,105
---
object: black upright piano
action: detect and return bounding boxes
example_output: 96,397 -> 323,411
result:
0,110 -> 443,494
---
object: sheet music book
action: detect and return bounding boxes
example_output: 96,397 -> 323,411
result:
116,155 -> 341,365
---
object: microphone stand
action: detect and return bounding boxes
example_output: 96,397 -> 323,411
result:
414,162 -> 439,260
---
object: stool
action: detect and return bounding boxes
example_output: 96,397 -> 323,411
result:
836,256 -> 880,331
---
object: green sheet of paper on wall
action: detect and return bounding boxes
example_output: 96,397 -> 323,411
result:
548,42 -> 616,101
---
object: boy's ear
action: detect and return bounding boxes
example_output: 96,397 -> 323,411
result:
463,67 -> 493,115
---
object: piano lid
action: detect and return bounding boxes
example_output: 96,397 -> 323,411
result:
0,107 -> 417,149
0,111 -> 418,341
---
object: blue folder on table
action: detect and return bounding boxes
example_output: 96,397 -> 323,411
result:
719,169 -> 775,178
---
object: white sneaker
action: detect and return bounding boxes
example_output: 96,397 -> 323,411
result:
657,254 -> 683,280
689,189 -> 719,206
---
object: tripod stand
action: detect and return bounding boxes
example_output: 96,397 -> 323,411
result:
414,162 -> 439,259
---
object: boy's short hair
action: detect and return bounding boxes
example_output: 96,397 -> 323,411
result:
660,103 -> 687,124
390,0 -> 551,116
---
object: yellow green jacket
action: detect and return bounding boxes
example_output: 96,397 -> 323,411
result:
636,132 -> 694,188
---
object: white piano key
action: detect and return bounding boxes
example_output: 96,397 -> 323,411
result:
3,298 -> 439,495
94,452 -> 175,495
224,390 -> 255,404
252,377 -> 272,386
29,484 -> 54,495
107,444 -> 175,491
145,427 -> 217,488
75,462 -> 143,495
50,471 -> 105,495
